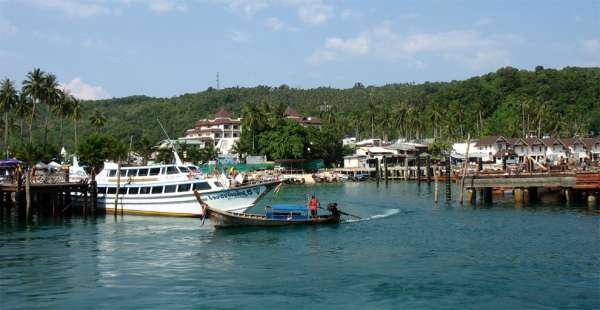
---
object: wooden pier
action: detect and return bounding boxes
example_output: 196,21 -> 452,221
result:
462,172 -> 600,205
0,169 -> 98,220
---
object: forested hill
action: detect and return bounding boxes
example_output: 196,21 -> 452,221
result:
77,66 -> 600,146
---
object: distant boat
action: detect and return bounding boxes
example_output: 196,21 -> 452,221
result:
95,160 -> 278,217
199,200 -> 342,228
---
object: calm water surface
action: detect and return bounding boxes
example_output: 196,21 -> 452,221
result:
1,182 -> 599,309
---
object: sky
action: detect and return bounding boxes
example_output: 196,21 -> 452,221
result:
0,0 -> 599,99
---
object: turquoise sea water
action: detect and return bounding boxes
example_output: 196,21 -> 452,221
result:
1,182 -> 599,309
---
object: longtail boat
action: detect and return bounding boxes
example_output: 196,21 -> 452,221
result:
202,203 -> 341,228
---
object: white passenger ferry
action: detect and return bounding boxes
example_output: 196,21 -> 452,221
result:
95,162 -> 276,217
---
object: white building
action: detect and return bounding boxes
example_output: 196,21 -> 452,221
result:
183,109 -> 241,155
474,136 -> 509,162
342,137 -> 357,146
561,138 -> 587,161
583,138 -> 600,161
542,138 -> 568,163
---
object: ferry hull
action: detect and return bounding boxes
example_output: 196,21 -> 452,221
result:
97,183 -> 272,217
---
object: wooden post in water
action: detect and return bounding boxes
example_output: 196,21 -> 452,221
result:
383,156 -> 388,182
25,170 -> 31,221
114,160 -> 121,216
404,157 -> 409,181
426,156 -> 431,183
459,134 -> 471,204
434,167 -> 439,203
90,169 -> 97,214
445,156 -> 451,201
416,152 -> 421,184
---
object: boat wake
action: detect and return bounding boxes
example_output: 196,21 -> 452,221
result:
344,208 -> 400,223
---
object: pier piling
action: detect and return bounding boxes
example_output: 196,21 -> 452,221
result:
445,156 -> 451,202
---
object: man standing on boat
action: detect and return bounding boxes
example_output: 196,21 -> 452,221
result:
309,195 -> 319,217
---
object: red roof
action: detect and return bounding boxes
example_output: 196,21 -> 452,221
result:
215,108 -> 232,118
195,118 -> 241,127
523,137 -> 543,146
475,135 -> 507,147
285,107 -> 302,118
560,138 -> 584,147
582,137 -> 600,148
506,138 -> 522,145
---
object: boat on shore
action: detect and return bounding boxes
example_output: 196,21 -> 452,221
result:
198,197 -> 342,228
95,161 -> 278,217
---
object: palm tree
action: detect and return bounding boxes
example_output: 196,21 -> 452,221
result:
54,91 -> 74,148
0,78 -> 18,159
71,97 -> 81,150
42,73 -> 62,145
89,109 -> 106,132
14,94 -> 31,143
21,68 -> 46,144
241,103 -> 264,153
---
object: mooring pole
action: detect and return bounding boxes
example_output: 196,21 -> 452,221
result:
434,166 -> 439,203
383,156 -> 388,182
459,134 -> 471,204
25,169 -> 31,221
114,160 -> 121,217
90,169 -> 97,214
445,155 -> 451,201
416,152 -> 421,185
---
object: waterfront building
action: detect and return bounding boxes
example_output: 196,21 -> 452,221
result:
183,109 -> 241,155
284,107 -> 322,128
342,137 -> 357,147
582,138 -> 600,161
560,137 -> 587,161
541,138 -> 568,163
474,136 -> 509,162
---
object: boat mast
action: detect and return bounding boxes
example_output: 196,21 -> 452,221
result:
157,118 -> 184,166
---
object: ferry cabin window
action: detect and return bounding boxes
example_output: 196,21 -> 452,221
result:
139,187 -> 151,194
97,187 -> 106,194
120,169 -> 127,176
107,187 -> 117,194
128,187 -> 139,195
138,169 -> 148,176
214,182 -> 223,188
178,166 -> 190,173
151,186 -> 163,194
118,187 -> 126,194
178,184 -> 191,192
149,168 -> 160,176
164,185 -> 176,193
167,166 -> 179,175
193,182 -> 211,191
127,169 -> 138,177
108,170 -> 117,177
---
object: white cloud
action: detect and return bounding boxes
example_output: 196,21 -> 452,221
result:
27,0 -> 110,18
214,0 -> 333,24
264,17 -> 296,31
0,17 -> 17,35
229,29 -> 250,42
582,39 -> 600,65
325,37 -> 369,55
582,39 -> 600,53
26,0 -> 188,17
307,50 -> 336,65
214,0 -> 269,17
121,0 -> 187,13
307,23 -> 511,70
59,78 -> 110,100
296,0 -> 333,25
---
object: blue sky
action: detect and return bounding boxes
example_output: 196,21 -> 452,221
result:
0,0 -> 599,99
